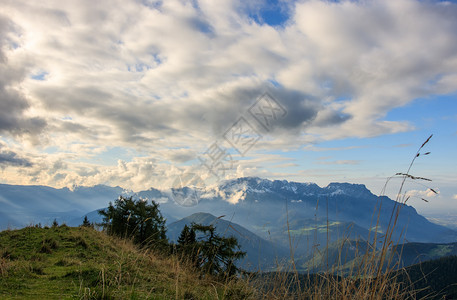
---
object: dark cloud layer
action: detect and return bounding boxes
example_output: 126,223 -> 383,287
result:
0,149 -> 32,167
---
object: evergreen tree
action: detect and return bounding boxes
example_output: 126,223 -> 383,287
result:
177,224 -> 197,263
52,219 -> 59,228
81,215 -> 92,227
177,224 -> 196,246
190,223 -> 245,277
98,196 -> 167,249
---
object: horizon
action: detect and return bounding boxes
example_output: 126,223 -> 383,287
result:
0,0 -> 456,216
0,176 -> 383,193
0,175 -> 450,217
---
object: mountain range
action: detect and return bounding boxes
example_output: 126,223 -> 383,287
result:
1,177 -> 456,271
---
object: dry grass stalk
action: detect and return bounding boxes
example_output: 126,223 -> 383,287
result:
255,135 -> 435,299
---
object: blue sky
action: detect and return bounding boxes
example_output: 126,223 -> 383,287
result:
0,0 -> 456,215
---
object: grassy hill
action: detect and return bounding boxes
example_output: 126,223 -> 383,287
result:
0,225 -> 253,299
2,223 -> 456,299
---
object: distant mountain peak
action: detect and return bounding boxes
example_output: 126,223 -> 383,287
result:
188,212 -> 217,219
219,177 -> 319,191
214,177 -> 375,204
171,212 -> 229,229
324,182 -> 373,198
326,182 -> 368,189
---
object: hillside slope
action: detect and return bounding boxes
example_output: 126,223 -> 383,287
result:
396,255 -> 457,299
395,241 -> 457,267
0,226 -> 253,299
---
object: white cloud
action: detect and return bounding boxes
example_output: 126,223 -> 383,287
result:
405,189 -> 439,201
0,0 -> 456,189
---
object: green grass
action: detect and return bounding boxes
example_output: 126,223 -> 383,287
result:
0,225 -> 253,299
287,221 -> 342,235
429,244 -> 452,257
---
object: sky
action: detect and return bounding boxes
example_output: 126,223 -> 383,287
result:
0,0 -> 456,215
